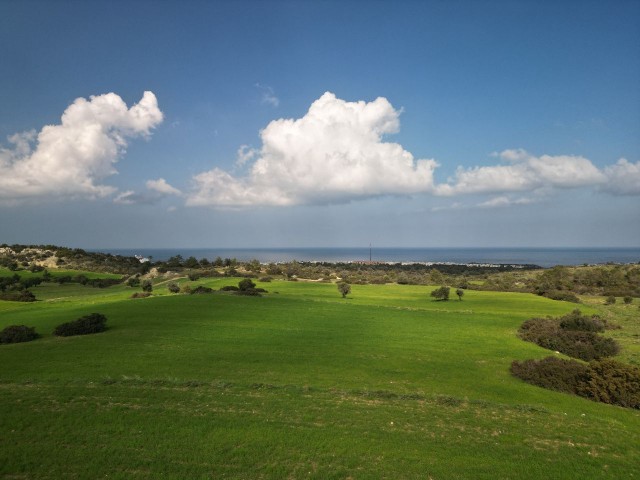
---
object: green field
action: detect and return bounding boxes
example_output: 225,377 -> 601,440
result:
1,277 -> 639,479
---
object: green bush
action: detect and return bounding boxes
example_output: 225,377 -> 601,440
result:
511,357 -> 640,409
141,280 -> 153,293
190,285 -> 214,294
518,312 -> 620,361
0,325 -> 39,344
220,285 -> 239,292
559,310 -> 604,332
131,292 -> 152,299
53,313 -> 107,337
0,290 -> 36,302
430,286 -> 450,301
623,296 -> 633,304
511,357 -> 589,394
167,282 -> 180,294
238,279 -> 256,291
543,290 -> 581,303
577,359 -> 640,409
605,295 -> 616,305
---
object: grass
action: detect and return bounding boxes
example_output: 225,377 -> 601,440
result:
0,279 -> 638,479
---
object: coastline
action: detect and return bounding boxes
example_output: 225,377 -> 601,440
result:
95,247 -> 640,269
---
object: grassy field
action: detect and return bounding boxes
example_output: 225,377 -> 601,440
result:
1,276 -> 639,479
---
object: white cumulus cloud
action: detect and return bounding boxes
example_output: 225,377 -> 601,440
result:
0,91 -> 163,202
436,149 -> 607,196
187,92 -> 439,207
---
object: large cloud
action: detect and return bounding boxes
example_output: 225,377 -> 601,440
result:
0,91 -> 163,201
187,92 -> 439,206
435,149 -> 607,196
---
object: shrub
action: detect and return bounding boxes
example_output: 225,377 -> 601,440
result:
54,313 -> 107,337
430,286 -> 450,301
188,273 -> 201,281
131,292 -> 152,299
511,357 -> 589,394
0,290 -> 36,302
623,296 -> 633,304
126,277 -> 141,287
180,285 -> 192,294
559,310 -> 604,332
518,314 -> 620,361
220,285 -> 239,292
259,276 -> 273,282
511,357 -> 640,409
0,325 -> 39,344
543,290 -> 581,303
190,285 -> 213,294
605,295 -> 616,305
141,280 -> 153,293
235,289 -> 262,296
337,282 -> 351,298
167,282 -> 180,293
577,359 -> 640,409
238,279 -> 256,291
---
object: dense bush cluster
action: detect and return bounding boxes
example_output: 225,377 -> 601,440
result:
511,357 -> 589,393
131,292 -> 152,299
190,285 -> 214,294
0,325 -> 39,344
0,290 -> 36,302
518,310 -> 619,361
542,290 -> 581,303
511,357 -> 640,409
53,313 -> 107,337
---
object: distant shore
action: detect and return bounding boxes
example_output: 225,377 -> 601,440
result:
95,247 -> 640,269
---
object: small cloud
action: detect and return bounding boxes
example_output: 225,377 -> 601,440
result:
146,178 -> 181,195
115,178 -> 181,206
235,145 -> 258,167
255,83 -> 279,107
113,190 -> 138,205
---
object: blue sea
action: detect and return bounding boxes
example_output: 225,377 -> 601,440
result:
98,247 -> 640,268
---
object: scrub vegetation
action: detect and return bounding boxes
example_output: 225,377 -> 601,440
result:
0,247 -> 639,478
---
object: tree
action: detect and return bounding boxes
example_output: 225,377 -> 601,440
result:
167,282 -> 180,294
141,280 -> 153,293
184,256 -> 200,268
456,288 -> 464,301
430,286 -> 450,301
337,282 -> 351,298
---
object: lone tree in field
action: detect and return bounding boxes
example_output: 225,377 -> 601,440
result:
456,288 -> 464,301
430,286 -> 450,301
337,282 -> 351,298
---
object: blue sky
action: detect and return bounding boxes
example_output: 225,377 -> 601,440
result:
0,0 -> 638,248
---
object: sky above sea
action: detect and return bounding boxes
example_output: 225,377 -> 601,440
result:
0,1 -> 638,248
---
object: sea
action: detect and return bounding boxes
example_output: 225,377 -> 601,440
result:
97,247 -> 640,268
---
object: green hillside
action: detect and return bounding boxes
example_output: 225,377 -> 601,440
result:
1,278 -> 638,479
